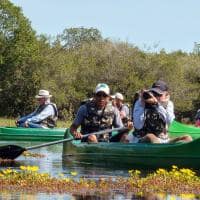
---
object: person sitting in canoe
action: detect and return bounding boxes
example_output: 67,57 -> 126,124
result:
109,94 -> 116,107
16,90 -> 58,128
70,83 -> 126,143
114,92 -> 131,127
128,80 -> 192,143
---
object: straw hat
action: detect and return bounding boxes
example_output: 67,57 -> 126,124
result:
35,90 -> 52,98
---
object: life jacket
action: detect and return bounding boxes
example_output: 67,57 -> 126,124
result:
141,104 -> 166,137
81,101 -> 115,135
35,103 -> 58,128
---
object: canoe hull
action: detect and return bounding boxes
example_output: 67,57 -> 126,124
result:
0,127 -> 66,141
169,121 -> 200,139
63,130 -> 200,169
63,153 -> 200,169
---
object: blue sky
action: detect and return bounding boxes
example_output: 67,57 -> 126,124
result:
10,0 -> 200,53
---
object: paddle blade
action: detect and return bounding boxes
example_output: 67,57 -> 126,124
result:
0,145 -> 26,160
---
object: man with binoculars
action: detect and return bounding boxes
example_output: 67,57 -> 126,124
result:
129,80 -> 192,143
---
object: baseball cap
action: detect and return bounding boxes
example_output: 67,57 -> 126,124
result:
95,83 -> 110,95
150,80 -> 168,95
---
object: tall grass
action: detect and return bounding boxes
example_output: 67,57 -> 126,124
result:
0,118 -> 15,126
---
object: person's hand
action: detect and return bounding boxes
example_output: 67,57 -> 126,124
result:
70,125 -> 83,139
143,90 -> 157,104
24,121 -> 29,128
141,90 -> 158,106
127,121 -> 133,130
120,111 -> 126,119
145,96 -> 158,105
72,131 -> 83,139
15,120 -> 19,126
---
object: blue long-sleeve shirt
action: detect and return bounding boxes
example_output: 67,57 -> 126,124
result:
18,103 -> 56,124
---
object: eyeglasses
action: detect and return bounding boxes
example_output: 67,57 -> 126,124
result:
96,93 -> 108,98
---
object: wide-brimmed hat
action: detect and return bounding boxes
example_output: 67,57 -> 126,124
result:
95,83 -> 110,95
35,90 -> 52,98
150,80 -> 168,95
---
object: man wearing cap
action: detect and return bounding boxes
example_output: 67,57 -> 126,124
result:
130,80 -> 192,143
16,90 -> 58,128
70,83 -> 124,143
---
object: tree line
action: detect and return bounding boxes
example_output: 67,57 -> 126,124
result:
0,0 -> 200,122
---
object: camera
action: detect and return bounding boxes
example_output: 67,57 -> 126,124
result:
143,91 -> 153,100
143,90 -> 162,100
143,90 -> 158,108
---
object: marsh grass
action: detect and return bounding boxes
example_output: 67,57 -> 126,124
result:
0,118 -> 15,127
0,117 -> 71,128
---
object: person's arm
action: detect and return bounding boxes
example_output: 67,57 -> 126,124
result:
121,105 -> 130,118
70,105 -> 87,138
70,124 -> 82,138
165,100 -> 175,124
133,99 -> 145,130
26,105 -> 54,123
113,107 -> 124,128
17,111 -> 36,124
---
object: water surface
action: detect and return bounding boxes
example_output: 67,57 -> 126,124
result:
0,141 -> 198,199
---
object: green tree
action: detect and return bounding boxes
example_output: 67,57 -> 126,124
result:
0,0 -> 41,116
60,27 -> 102,49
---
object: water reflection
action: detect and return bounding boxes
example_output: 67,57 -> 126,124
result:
0,141 -> 199,199
0,192 -> 198,200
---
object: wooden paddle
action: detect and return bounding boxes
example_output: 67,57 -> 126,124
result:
0,127 -> 127,160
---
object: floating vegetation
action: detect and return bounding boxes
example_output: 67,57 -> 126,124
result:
0,165 -> 199,195
22,151 -> 45,158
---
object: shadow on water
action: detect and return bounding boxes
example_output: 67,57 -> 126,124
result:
72,193 -> 199,200
62,155 -> 155,178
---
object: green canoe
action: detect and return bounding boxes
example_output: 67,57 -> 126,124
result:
62,127 -> 200,169
0,120 -> 199,142
169,120 -> 200,139
0,126 -> 66,141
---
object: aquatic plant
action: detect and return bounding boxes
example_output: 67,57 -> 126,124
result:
22,151 -> 45,158
0,165 -> 199,195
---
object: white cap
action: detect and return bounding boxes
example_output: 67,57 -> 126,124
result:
95,83 -> 110,95
115,92 -> 124,101
110,95 -> 115,99
35,90 -> 52,98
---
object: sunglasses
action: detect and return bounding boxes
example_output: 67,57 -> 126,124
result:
96,93 -> 108,98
